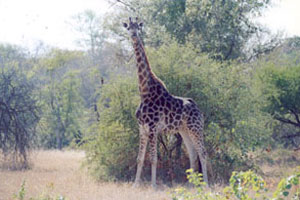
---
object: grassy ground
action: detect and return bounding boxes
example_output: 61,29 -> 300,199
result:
0,149 -> 299,200
254,149 -> 300,189
0,150 -> 169,200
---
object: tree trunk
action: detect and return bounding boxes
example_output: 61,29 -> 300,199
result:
56,129 -> 62,150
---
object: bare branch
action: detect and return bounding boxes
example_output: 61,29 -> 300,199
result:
158,135 -> 168,153
281,133 -> 300,139
290,109 -> 300,124
275,116 -> 300,128
114,0 -> 136,12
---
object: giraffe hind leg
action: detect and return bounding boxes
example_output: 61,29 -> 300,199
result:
188,130 -> 209,184
180,132 -> 197,171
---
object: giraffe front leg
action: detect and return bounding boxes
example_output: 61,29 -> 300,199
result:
133,128 -> 149,187
148,132 -> 158,188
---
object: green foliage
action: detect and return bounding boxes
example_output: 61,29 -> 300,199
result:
158,0 -> 270,60
172,169 -> 300,200
36,49 -> 86,149
13,181 -> 26,200
273,168 -> 300,200
112,0 -> 273,60
261,36 -> 300,66
71,9 -> 105,57
171,169 -> 214,200
255,58 -> 300,146
259,65 -> 300,117
84,76 -> 140,181
13,181 -> 66,200
226,171 -> 268,200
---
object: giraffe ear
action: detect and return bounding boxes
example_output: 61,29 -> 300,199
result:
123,23 -> 128,28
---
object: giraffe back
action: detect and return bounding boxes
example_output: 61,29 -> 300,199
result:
136,79 -> 204,134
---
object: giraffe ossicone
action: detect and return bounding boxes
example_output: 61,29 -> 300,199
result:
123,17 -> 209,187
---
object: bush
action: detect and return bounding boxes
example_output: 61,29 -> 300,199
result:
172,168 -> 300,200
13,181 -> 66,200
84,76 -> 140,181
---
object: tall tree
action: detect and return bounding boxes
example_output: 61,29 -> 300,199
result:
0,45 -> 39,168
109,0 -> 274,61
38,49 -> 85,149
71,10 -> 105,61
258,60 -> 300,136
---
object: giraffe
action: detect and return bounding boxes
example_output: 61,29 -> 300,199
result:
123,17 -> 209,187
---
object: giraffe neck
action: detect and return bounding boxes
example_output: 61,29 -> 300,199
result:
132,37 -> 167,100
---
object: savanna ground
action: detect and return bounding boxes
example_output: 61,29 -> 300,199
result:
0,150 -> 169,200
0,150 -> 299,200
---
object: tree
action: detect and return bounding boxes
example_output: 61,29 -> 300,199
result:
156,0 -> 271,60
85,76 -> 140,181
71,10 -> 105,60
256,37 -> 300,147
0,56 -> 39,169
109,0 -> 274,61
37,49 -> 85,149
258,64 -> 300,140
70,10 -> 117,114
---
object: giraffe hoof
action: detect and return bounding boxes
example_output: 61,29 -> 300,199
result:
151,183 -> 157,189
132,182 -> 140,188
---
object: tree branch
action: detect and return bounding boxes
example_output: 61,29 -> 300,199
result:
114,0 -> 136,12
281,132 -> 300,139
158,135 -> 168,153
224,38 -> 235,60
290,109 -> 300,124
170,133 -> 182,152
275,116 -> 300,128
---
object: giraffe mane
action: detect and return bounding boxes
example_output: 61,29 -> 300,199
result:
139,42 -> 167,89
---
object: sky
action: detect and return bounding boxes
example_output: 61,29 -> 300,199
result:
261,0 -> 300,37
0,0 -> 110,50
0,0 -> 299,50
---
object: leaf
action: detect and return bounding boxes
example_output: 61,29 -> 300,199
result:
285,184 -> 292,189
282,191 -> 289,196
292,177 -> 299,185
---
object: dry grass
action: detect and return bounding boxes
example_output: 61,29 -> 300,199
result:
0,149 -> 299,200
0,150 -> 170,200
255,149 -> 300,189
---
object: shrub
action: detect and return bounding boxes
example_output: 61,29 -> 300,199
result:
84,76 -> 140,181
13,181 -> 66,200
171,168 -> 300,200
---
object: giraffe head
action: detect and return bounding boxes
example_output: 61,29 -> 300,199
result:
123,17 -> 143,40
